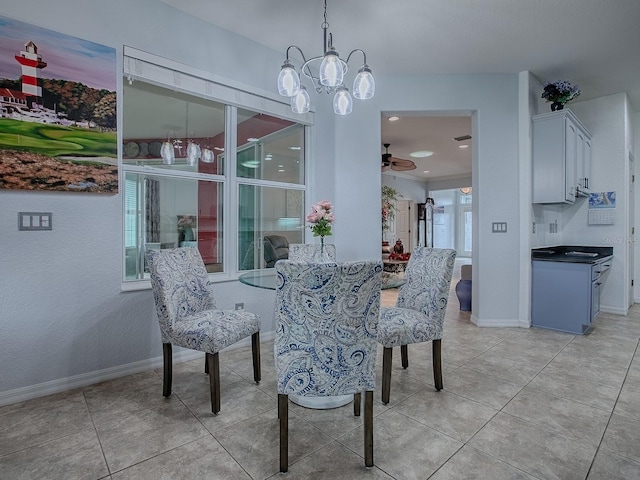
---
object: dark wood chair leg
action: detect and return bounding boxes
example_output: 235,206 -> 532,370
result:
382,347 -> 393,404
433,339 -> 443,391
206,352 -> 221,414
364,390 -> 374,467
401,345 -> 409,369
162,343 -> 172,397
252,332 -> 261,384
204,356 -> 208,374
353,392 -> 361,416
279,394 -> 289,473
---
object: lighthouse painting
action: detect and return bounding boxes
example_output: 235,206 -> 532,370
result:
0,15 -> 117,193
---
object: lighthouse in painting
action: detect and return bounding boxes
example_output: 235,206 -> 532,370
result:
14,41 -> 47,97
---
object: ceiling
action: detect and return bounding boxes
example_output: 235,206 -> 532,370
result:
159,0 -> 640,181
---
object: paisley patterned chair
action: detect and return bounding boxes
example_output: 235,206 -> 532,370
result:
274,260 -> 382,472
288,243 -> 337,262
146,247 -> 261,414
377,247 -> 456,404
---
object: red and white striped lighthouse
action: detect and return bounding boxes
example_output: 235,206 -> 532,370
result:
14,41 -> 47,97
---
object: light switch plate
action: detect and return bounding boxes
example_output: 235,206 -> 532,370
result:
18,212 -> 52,231
492,222 -> 507,233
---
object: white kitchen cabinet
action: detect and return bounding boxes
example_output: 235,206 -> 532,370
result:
532,109 -> 592,204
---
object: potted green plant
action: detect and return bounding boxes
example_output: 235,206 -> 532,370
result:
381,186 -> 401,241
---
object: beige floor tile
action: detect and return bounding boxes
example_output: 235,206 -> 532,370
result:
464,351 -> 547,386
612,381 -> 640,422
111,436 -> 251,479
469,412 -> 597,480
430,445 -> 538,480
443,366 -> 523,410
393,389 -> 497,442
276,441 -> 394,479
340,409 -> 462,480
587,449 -> 640,480
599,413 -> 640,464
214,408 -> 333,480
503,387 -> 610,445
0,428 -> 108,480
0,390 -> 93,456
183,380 -> 276,433
527,362 -> 620,412
96,400 -> 209,472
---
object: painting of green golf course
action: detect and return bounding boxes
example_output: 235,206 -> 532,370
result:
0,118 -> 118,193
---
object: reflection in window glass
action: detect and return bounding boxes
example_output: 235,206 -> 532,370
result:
236,109 -> 304,184
238,185 -> 304,270
124,172 -> 223,280
123,81 -> 225,175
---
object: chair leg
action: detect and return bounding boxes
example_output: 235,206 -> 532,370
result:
204,356 -> 208,374
401,345 -> 409,369
252,332 -> 261,384
364,390 -> 374,467
382,347 -> 393,405
353,392 -> 361,416
279,394 -> 289,473
433,339 -> 443,391
206,352 -> 221,414
162,343 -> 172,397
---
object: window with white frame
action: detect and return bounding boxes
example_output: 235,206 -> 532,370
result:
122,48 -> 312,283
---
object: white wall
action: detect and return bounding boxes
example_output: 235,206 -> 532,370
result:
332,73 -> 523,328
382,173 -> 428,204
567,94 -> 630,314
0,0 -> 337,403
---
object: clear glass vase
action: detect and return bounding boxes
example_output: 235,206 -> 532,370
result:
313,237 -> 332,262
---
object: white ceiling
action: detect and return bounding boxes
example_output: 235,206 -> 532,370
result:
159,0 -> 640,181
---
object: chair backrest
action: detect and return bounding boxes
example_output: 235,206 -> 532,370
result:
289,243 -> 337,262
397,247 -> 456,328
274,260 -> 382,396
146,247 -> 216,337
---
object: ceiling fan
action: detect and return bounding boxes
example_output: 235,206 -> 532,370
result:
381,143 -> 416,172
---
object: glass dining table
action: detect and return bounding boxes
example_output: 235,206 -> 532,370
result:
238,268 -> 405,409
238,269 -> 406,290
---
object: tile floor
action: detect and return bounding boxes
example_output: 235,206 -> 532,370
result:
2,260 -> 640,479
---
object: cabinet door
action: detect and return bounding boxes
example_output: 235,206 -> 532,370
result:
583,138 -> 592,190
564,120 -> 577,203
576,131 -> 586,190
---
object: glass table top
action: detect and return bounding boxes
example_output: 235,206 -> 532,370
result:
238,269 -> 406,290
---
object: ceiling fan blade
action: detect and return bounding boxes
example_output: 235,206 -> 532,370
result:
390,157 -> 415,167
391,162 -> 416,171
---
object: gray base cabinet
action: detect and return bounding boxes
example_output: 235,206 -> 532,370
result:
531,258 -> 611,334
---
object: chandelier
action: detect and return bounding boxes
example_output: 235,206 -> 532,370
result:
276,0 -> 375,115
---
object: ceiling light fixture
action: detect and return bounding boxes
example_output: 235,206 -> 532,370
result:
388,116 -> 400,122
277,0 -> 375,115
459,144 -> 469,149
410,150 -> 434,158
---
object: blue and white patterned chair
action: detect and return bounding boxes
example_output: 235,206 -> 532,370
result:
146,247 -> 261,414
288,243 -> 337,262
274,260 -> 382,472
377,247 -> 456,404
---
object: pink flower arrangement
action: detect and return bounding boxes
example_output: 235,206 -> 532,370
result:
306,200 -> 334,238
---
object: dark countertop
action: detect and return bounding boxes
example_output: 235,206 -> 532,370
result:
532,245 -> 613,264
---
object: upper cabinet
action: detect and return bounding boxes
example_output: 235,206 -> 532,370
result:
532,109 -> 592,204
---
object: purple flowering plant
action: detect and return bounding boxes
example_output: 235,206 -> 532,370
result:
541,80 -> 580,105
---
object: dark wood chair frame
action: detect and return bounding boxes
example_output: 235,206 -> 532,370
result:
381,339 -> 442,404
162,332 -> 261,414
278,390 -> 374,472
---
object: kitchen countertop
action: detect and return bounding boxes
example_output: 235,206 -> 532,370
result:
532,245 -> 613,263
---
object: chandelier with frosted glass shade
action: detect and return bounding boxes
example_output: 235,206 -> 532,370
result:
277,0 -> 375,115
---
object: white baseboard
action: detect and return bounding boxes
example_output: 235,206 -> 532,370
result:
471,316 -> 522,328
0,331 -> 275,408
600,305 -> 630,316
